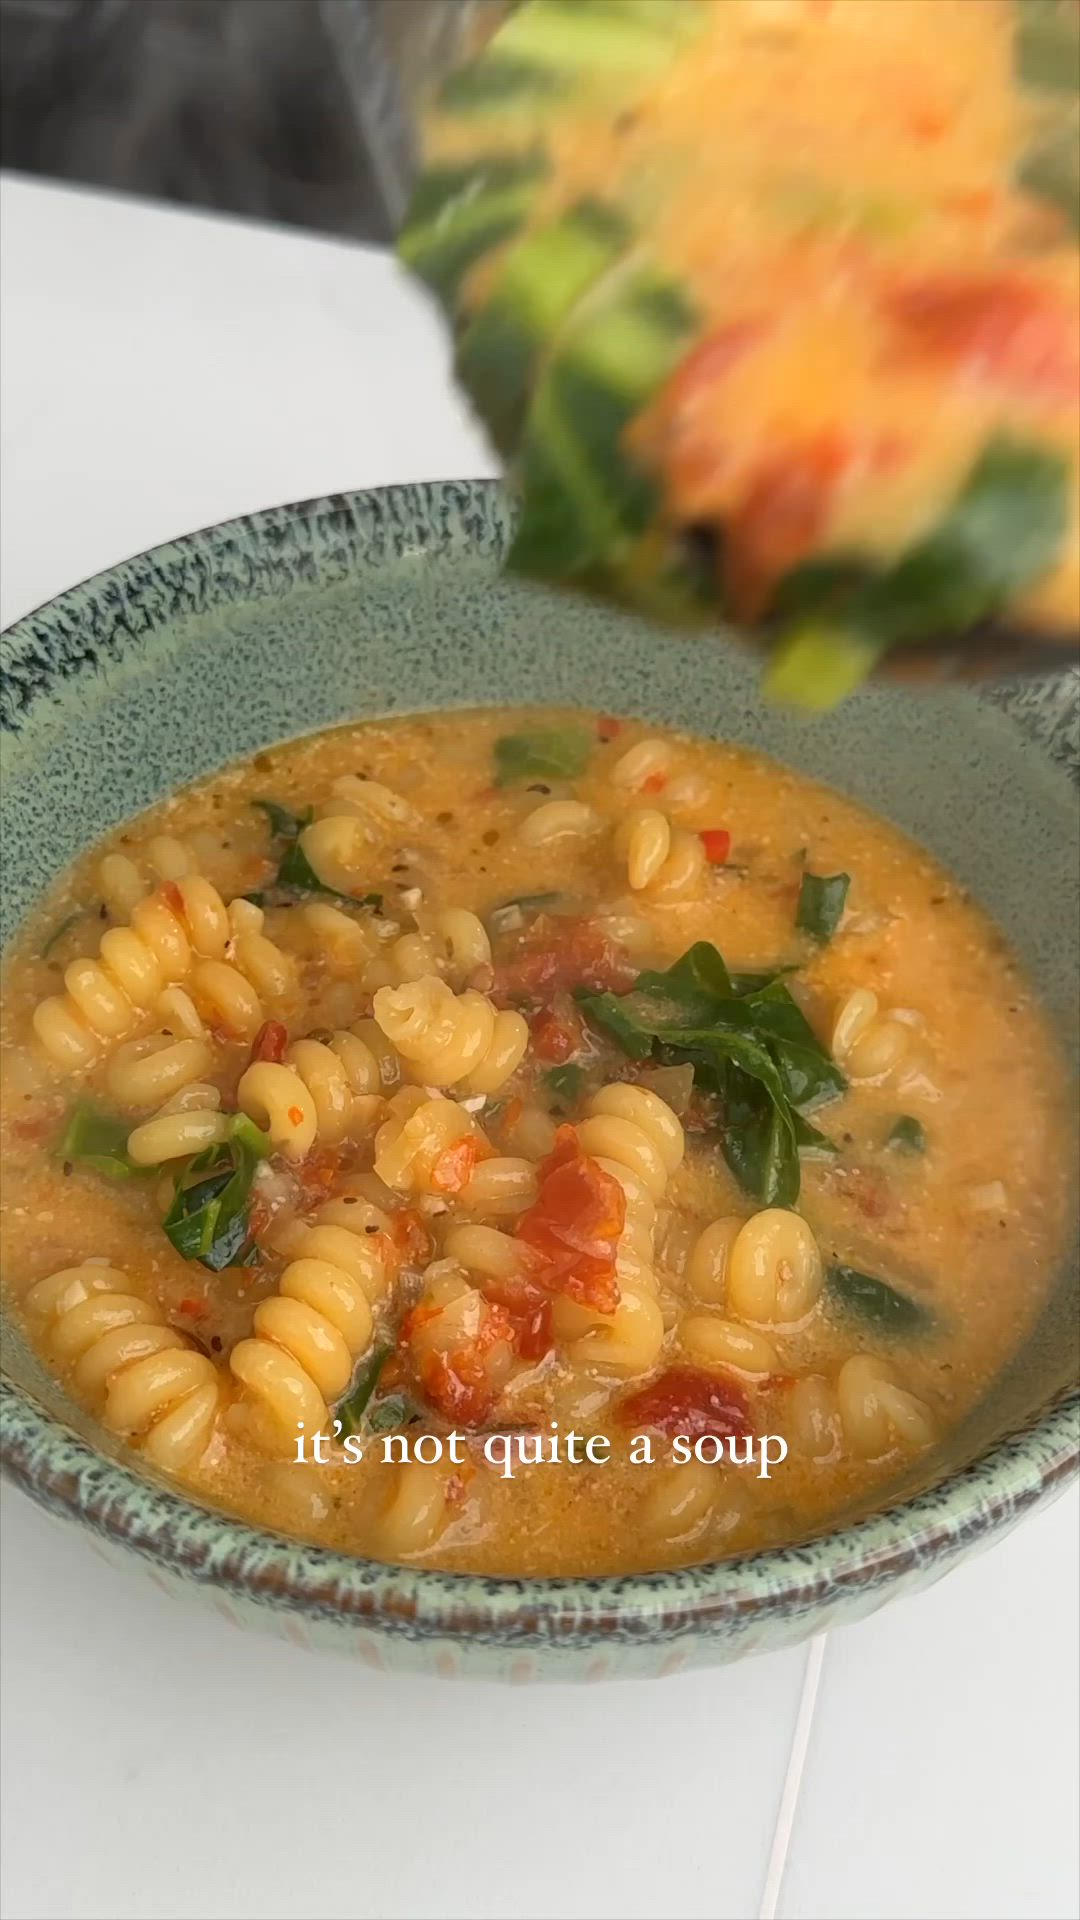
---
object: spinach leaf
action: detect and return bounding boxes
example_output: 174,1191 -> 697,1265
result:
56,1101 -> 145,1179
544,1062 -> 588,1109
796,871 -> 850,941
888,1115 -> 927,1154
162,1114 -> 269,1272
41,910 -> 87,960
828,1264 -> 934,1335
738,979 -> 847,1110
722,1070 -> 799,1208
366,1392 -> 425,1434
493,726 -> 592,786
248,800 -> 381,910
335,1344 -> 392,1438
252,799 -> 312,842
767,438 -> 1070,706
578,942 -> 844,1204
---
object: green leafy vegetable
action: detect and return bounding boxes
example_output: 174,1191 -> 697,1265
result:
828,1264 -> 934,1334
41,911 -> 87,960
578,942 -> 844,1204
252,799 -> 312,841
493,726 -> 592,786
888,1115 -> 927,1154
162,1114 -> 269,1272
544,1062 -> 588,1109
796,871 -> 850,941
335,1345 -> 392,1439
56,1102 -> 144,1179
248,803 -> 382,911
766,438 -> 1070,707
366,1393 -> 425,1435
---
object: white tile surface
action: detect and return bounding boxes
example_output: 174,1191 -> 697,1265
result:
777,1485 -> 1080,1920
1,172 -> 1077,1920
0,1484 -> 810,1920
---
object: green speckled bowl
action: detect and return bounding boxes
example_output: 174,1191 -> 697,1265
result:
2,482 -> 1077,1680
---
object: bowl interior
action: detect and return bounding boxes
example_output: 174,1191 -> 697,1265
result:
2,480 -> 1077,1531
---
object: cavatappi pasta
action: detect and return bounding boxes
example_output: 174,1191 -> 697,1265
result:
1,707 -> 1074,1574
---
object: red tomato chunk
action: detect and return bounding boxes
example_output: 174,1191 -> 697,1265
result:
619,1366 -> 753,1441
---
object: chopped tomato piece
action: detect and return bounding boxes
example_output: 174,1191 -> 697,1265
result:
414,1299 -> 516,1427
515,1126 -> 625,1314
482,1263 -> 554,1363
699,828 -> 731,865
249,1020 -> 288,1065
596,715 -> 622,742
430,1135 -> 484,1194
619,1366 -> 753,1440
494,915 -> 637,1004
529,1004 -> 583,1063
390,1206 -> 433,1268
295,1146 -> 345,1209
884,273 -> 1080,403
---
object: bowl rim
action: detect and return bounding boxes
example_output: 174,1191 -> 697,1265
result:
2,1376 -> 1077,1639
1,477 -> 1077,1644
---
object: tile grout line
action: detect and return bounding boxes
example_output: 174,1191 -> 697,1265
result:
756,1633 -> 829,1920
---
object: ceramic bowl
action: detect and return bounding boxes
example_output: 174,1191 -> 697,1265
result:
2,480 -> 1077,1681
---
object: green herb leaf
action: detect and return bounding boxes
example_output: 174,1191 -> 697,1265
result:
544,1062 -> 588,1110
252,799 -> 312,842
888,1115 -> 927,1154
767,437 -> 1070,706
162,1115 -> 269,1272
335,1345 -> 392,1439
493,726 -> 593,786
56,1101 -> 144,1179
41,910 -> 87,960
796,871 -> 850,941
366,1393 -> 425,1435
828,1264 -> 934,1334
578,943 -> 844,1203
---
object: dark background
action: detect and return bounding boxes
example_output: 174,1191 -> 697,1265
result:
0,0 -> 396,238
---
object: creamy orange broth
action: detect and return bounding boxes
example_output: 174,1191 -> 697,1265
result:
1,708 -> 1073,1574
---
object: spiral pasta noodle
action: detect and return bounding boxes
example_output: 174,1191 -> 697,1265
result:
228,1208 -> 397,1448
373,975 -> 528,1096
373,1087 -> 482,1194
98,834 -> 201,921
25,1264 -> 222,1469
365,909 -> 492,992
613,810 -> 707,898
299,777 -> 421,893
831,988 -> 910,1082
237,1025 -> 386,1160
553,1084 -> 684,1372
32,880 -> 295,1072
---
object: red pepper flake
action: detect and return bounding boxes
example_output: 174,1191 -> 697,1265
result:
178,1296 -> 207,1320
596,715 -> 622,742
249,1020 -> 287,1065
642,769 -> 668,795
502,1095 -> 524,1134
514,1126 -> 625,1314
619,1366 -> 753,1440
430,1135 -> 484,1194
287,1105 -> 304,1127
699,828 -> 732,865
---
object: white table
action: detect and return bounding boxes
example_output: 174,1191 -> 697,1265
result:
1,174 -> 1077,1920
